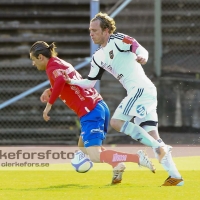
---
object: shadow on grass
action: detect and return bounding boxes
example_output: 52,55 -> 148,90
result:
0,184 -> 92,191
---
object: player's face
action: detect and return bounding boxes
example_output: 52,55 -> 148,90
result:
30,53 -> 46,71
89,20 -> 109,47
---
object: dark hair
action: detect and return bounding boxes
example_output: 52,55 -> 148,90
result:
29,41 -> 57,58
91,12 -> 116,34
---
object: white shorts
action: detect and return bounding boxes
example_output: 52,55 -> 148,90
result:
112,87 -> 158,132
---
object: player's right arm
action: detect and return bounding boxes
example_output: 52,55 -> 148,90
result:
116,33 -> 149,65
70,78 -> 97,89
63,53 -> 105,89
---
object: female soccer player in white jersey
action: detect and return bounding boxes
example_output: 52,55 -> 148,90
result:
63,12 -> 184,186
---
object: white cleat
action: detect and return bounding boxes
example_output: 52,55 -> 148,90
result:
112,162 -> 126,184
137,150 -> 156,173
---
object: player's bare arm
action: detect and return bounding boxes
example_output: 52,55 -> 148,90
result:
43,102 -> 52,122
40,88 -> 51,103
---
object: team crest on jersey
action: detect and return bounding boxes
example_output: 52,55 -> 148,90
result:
136,105 -> 146,117
109,50 -> 114,59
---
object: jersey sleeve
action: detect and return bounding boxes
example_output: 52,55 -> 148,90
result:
68,67 -> 97,89
114,33 -> 132,52
70,79 -> 97,89
116,33 -> 148,60
88,52 -> 105,80
69,53 -> 105,89
47,68 -> 66,105
135,45 -> 149,61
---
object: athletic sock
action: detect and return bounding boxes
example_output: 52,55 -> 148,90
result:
153,139 -> 182,178
100,150 -> 139,167
157,138 -> 165,146
120,121 -> 161,148
152,138 -> 165,159
163,152 -> 182,178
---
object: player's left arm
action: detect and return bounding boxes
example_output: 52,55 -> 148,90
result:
122,35 -> 149,65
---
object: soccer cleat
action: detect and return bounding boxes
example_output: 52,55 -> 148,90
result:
162,176 -> 184,186
156,145 -> 171,164
137,150 -> 156,173
111,162 -> 126,184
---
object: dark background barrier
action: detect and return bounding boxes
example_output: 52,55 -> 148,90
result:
0,0 -> 200,145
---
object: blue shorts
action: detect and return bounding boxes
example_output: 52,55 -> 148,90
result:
80,100 -> 110,147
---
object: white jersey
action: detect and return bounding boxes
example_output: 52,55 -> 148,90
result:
88,33 -> 155,94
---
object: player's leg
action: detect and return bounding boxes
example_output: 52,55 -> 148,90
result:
86,145 -> 155,184
110,87 -> 168,163
77,136 -> 88,154
80,100 -> 124,184
78,136 -> 106,154
86,145 -> 154,170
111,118 -> 167,163
80,100 -> 155,184
77,100 -> 109,155
81,100 -> 152,167
111,119 -> 164,151
134,111 -> 184,186
79,99 -> 110,163
78,136 -> 148,184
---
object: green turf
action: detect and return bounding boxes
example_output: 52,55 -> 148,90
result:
0,157 -> 200,200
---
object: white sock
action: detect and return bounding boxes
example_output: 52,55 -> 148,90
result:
120,121 -> 161,148
164,152 -> 182,178
153,139 -> 182,178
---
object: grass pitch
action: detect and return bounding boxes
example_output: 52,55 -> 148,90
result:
0,157 -> 200,200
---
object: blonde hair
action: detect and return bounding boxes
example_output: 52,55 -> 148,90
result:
91,12 -> 116,34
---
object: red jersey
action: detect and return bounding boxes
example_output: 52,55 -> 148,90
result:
46,57 -> 103,118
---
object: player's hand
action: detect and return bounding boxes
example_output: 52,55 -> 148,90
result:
59,69 -> 72,84
136,55 -> 147,65
43,103 -> 52,121
61,70 -> 72,84
43,111 -> 50,122
40,89 -> 50,103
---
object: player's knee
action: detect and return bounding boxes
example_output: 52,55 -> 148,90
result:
90,157 -> 99,163
110,118 -> 116,129
86,147 -> 101,163
78,147 -> 88,155
88,153 -> 100,163
110,118 -> 124,131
